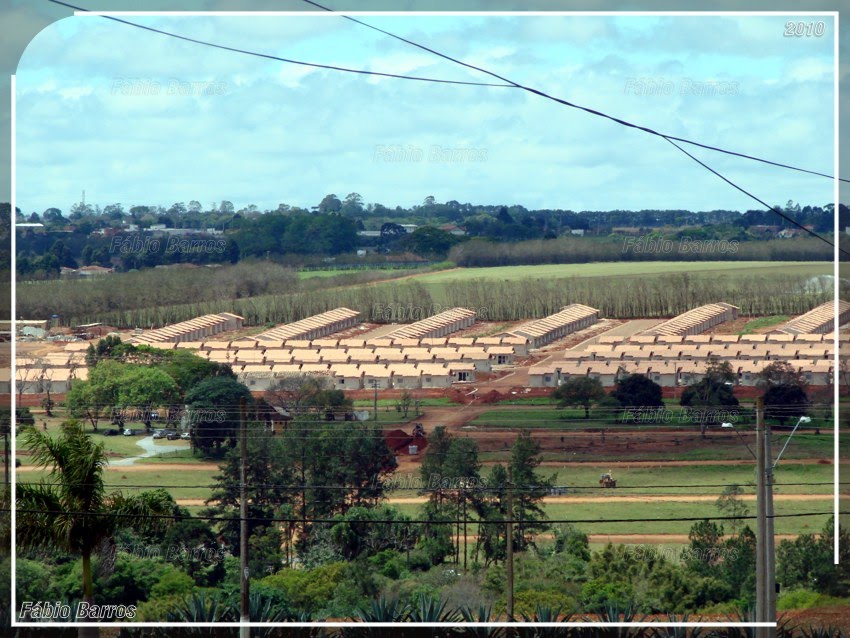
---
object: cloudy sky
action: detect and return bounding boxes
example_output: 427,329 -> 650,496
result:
14,12 -> 837,214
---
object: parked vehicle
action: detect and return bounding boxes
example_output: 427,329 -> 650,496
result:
180,432 -> 191,441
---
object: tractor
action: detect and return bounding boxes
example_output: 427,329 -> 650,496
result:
599,471 -> 617,488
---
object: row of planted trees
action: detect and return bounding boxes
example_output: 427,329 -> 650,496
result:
21,268 -> 834,329
448,236 -> 834,267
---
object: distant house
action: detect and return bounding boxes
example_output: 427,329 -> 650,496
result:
256,404 -> 292,434
569,229 -> 585,236
438,224 -> 467,236
748,225 -> 781,237
77,265 -> 114,277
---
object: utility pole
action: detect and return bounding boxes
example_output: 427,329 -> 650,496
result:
463,488 -> 468,572
239,398 -> 250,638
506,468 -> 514,622
3,426 -> 8,485
764,416 -> 777,638
756,398 -> 766,638
370,379 -> 378,422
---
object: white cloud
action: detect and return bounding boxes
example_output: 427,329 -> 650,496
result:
12,13 -> 836,214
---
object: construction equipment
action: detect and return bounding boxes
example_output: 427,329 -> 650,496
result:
599,471 -> 617,488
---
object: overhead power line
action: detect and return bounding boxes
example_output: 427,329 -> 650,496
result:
302,0 -> 847,185
46,0 -> 846,185
12,506 -> 841,526
44,0 -> 513,88
40,0 -> 849,254
14,480 -> 845,491
301,0 -> 846,254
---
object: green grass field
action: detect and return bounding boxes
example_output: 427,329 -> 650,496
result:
739,315 -> 790,334
390,497 -> 838,537
533,462 -> 836,494
384,462 -> 834,498
407,261 -> 831,284
19,466 -> 218,501
298,266 -> 423,280
298,269 -> 359,279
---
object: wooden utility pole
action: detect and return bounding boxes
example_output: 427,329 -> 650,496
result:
755,398 -> 768,638
506,469 -> 514,622
764,416 -> 777,638
3,427 -> 9,485
463,490 -> 468,572
239,399 -> 250,638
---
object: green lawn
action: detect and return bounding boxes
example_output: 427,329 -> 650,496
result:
298,269 -> 360,279
298,267 -> 422,280
408,261 -> 831,284
739,315 -> 790,334
15,427 -> 188,466
385,462 -> 837,499
19,466 -> 219,501
534,462 -> 836,494
98,434 -> 188,458
392,495 -> 840,537
135,449 -> 209,464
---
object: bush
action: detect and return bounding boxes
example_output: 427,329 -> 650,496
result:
259,562 -> 347,614
15,559 -> 58,603
500,588 -> 577,617
405,550 -> 432,572
777,588 -> 847,611
151,571 -> 195,599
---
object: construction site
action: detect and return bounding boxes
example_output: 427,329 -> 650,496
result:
13,300 -> 847,401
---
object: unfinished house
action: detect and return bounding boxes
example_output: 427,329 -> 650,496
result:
382,308 -> 476,340
776,300 -> 850,335
131,312 -> 244,345
501,304 -> 599,349
643,303 -> 739,337
255,308 -> 361,342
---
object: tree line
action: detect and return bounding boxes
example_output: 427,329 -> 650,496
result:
18,266 -> 833,329
11,199 -> 842,280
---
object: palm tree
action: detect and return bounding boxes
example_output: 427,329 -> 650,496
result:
16,420 -> 175,638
